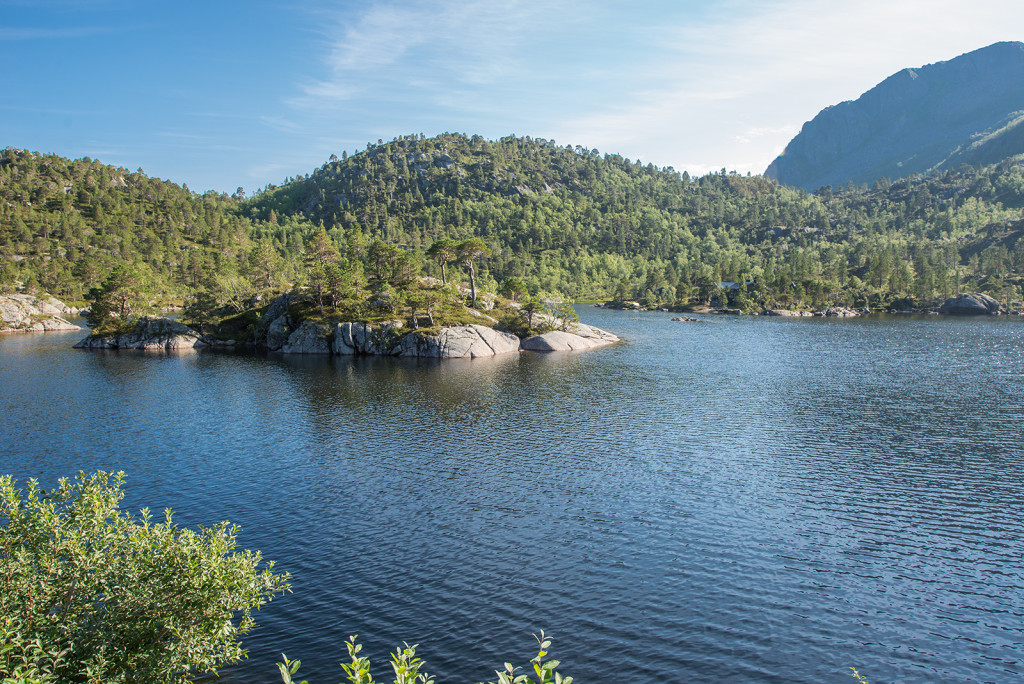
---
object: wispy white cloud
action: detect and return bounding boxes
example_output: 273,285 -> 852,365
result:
155,131 -> 210,140
259,115 -> 303,133
267,0 -> 1024,184
548,0 -> 1024,174
290,0 -> 585,110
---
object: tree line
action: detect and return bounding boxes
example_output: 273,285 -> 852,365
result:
2,137 -> 1023,317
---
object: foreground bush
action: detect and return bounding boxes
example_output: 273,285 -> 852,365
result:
279,632 -> 572,684
0,471 -> 289,683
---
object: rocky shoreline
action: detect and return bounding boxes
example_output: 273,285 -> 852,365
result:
0,294 -> 83,333
72,292 -> 620,359
598,292 -> 1019,318
260,319 -> 617,358
73,317 -> 229,352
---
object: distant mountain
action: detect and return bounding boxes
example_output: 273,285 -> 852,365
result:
765,41 -> 1024,191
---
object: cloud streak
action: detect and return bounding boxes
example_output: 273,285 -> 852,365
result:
547,0 -> 1024,174
290,0 -> 587,111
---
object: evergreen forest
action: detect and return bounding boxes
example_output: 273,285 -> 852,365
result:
2,133 -> 1024,315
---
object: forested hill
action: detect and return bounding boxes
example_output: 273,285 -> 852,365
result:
243,133 -> 1024,306
0,148 -> 254,302
2,135 -> 1024,312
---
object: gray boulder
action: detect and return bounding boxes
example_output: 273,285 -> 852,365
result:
765,309 -> 807,317
281,320 -> 332,354
262,292 -> 291,327
393,331 -> 440,357
816,306 -> 860,317
437,324 -> 520,358
939,292 -> 1001,315
522,330 -> 598,352
74,317 -> 207,351
26,317 -> 81,332
568,322 -> 620,346
521,322 -> 619,352
332,321 -> 365,355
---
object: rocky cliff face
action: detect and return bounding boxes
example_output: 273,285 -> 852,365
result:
765,42 -> 1024,190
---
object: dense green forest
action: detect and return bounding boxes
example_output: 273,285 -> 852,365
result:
2,134 -> 1023,314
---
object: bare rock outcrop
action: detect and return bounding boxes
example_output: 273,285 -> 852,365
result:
816,306 -> 861,317
74,317 -> 207,351
265,315 -> 292,351
430,324 -> 521,359
521,322 -> 620,352
332,321 -> 405,355
281,320 -> 332,354
939,292 -> 1001,315
1,294 -> 82,333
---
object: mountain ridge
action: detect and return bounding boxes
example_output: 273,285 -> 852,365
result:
765,41 -> 1024,190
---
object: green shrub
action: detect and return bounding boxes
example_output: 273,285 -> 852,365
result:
0,471 -> 289,683
278,631 -> 572,684
279,636 -> 433,684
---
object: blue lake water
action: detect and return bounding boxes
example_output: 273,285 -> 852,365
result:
2,309 -> 1023,683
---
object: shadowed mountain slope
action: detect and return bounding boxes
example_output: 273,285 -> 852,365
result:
765,41 -> 1024,191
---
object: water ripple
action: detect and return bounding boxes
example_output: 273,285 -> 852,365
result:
2,314 -> 1024,682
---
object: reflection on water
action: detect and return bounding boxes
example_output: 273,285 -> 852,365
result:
2,313 -> 1023,683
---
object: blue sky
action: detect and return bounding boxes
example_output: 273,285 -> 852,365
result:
2,0 -> 1021,193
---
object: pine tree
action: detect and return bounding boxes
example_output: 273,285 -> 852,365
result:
455,237 -> 490,307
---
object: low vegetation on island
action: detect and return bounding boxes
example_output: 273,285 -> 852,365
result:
72,224 -> 600,357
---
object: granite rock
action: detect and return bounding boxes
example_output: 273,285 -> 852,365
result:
281,320 -> 332,354
938,292 -> 1001,315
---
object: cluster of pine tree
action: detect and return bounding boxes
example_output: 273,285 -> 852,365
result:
2,136 -> 1023,315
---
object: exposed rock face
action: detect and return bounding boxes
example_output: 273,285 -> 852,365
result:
521,322 -> 620,352
265,315 -> 293,352
261,294 -> 295,351
331,321 -> 617,358
281,320 -> 332,354
74,317 -> 207,351
262,292 -> 291,325
765,309 -> 814,317
431,324 -> 521,359
939,292 -> 1001,315
25,318 -> 82,332
1,294 -> 82,333
816,307 -> 861,317
332,321 -> 404,355
333,322 -> 520,359
573,322 -> 619,345
765,41 -> 1024,190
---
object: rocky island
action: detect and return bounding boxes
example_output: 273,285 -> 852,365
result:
73,291 -> 619,359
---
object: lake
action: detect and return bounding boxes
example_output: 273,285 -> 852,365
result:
2,309 -> 1023,683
